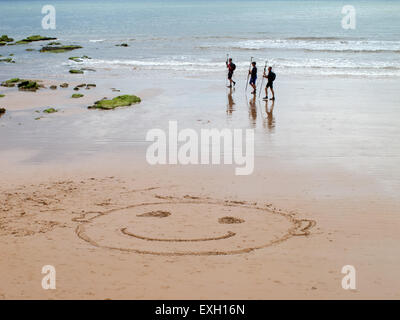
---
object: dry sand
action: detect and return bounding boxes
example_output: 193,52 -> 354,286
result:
1,153 -> 399,299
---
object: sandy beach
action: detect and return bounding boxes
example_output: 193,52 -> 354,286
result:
1,0 -> 400,301
1,71 -> 400,299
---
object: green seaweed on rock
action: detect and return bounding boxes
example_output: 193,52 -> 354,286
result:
16,35 -> 57,44
18,80 -> 39,91
40,45 -> 82,53
43,108 -> 57,114
0,35 -> 14,42
88,95 -> 141,110
69,69 -> 84,74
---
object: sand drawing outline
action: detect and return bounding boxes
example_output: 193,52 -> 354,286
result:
121,228 -> 237,242
74,195 -> 316,256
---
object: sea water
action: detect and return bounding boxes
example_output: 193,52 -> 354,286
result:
0,0 -> 399,78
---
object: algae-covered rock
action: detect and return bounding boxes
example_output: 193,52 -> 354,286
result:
25,48 -> 35,52
0,57 -> 14,63
16,35 -> 57,44
0,107 -> 5,114
50,85 -> 57,90
1,78 -> 22,87
18,80 -> 39,91
0,94 -> 5,98
0,35 -> 14,42
40,45 -> 82,53
69,56 -> 82,62
88,95 -> 141,110
60,83 -> 69,88
72,93 -> 84,98
1,78 -> 42,91
69,55 -> 91,62
116,43 -> 128,47
0,42 -> 6,46
69,69 -> 84,74
47,41 -> 61,46
43,107 -> 57,113
0,58 -> 15,63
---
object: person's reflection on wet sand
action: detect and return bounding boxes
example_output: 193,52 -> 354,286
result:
226,87 -> 235,116
248,94 -> 257,127
265,99 -> 275,131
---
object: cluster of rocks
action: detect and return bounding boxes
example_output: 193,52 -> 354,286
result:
0,35 -> 142,116
0,35 -> 84,55
50,83 -> 70,89
0,34 -> 14,46
1,78 -> 42,91
73,83 -> 96,91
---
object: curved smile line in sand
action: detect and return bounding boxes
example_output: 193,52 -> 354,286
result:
75,198 -> 316,256
121,228 -> 236,242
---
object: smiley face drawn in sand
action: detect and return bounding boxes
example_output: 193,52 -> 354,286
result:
75,199 -> 315,256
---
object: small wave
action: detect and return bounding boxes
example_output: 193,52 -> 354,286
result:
89,39 -> 105,43
286,36 -> 358,41
201,39 -> 400,53
304,49 -> 400,54
76,57 -> 400,77
80,59 -> 227,72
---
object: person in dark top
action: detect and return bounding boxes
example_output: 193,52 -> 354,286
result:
226,58 -> 236,88
263,66 -> 276,100
249,61 -> 257,94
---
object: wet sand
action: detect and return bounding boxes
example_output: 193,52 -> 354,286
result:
0,74 -> 400,299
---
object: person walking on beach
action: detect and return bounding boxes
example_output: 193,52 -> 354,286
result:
249,61 -> 257,95
226,58 -> 236,88
263,66 -> 276,100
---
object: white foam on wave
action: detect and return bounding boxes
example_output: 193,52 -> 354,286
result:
202,38 -> 400,53
75,57 -> 400,77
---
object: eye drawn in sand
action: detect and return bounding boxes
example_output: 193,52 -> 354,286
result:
75,197 -> 316,256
